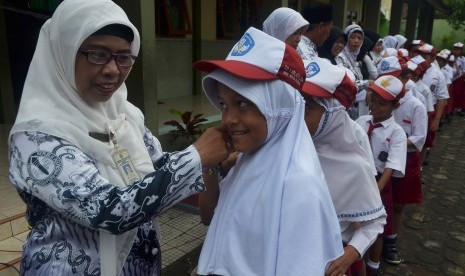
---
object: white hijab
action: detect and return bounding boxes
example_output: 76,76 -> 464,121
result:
311,98 -> 385,222
263,7 -> 309,42
341,24 -> 364,80
197,70 -> 343,276
9,0 -> 153,275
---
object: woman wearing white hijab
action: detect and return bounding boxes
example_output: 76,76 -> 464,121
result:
336,24 -> 368,119
263,7 -> 309,49
194,27 -> 343,276
301,58 -> 386,276
8,0 -> 227,275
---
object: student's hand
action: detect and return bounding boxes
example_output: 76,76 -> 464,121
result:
325,245 -> 359,276
220,151 -> 239,175
194,127 -> 230,166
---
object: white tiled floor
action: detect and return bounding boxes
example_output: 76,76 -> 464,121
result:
0,94 -> 217,272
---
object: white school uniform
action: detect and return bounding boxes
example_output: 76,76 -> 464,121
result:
456,55 -> 465,75
422,64 -> 450,104
356,115 -> 407,177
406,80 -> 427,111
440,65 -> 452,85
393,91 -> 428,152
414,79 -> 435,112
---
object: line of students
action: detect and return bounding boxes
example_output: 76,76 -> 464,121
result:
196,3 -> 463,276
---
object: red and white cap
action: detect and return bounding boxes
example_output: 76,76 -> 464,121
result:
407,60 -> 417,72
436,51 -> 449,60
441,49 -> 451,56
377,56 -> 406,77
300,58 -> 357,108
369,75 -> 405,101
398,48 -> 409,58
453,42 -> 464,48
411,39 -> 425,46
410,55 -> 429,76
418,43 -> 437,56
193,27 -> 305,90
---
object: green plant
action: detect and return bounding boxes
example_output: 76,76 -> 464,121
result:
163,109 -> 208,142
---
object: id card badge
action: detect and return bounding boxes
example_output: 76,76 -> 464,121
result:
112,144 -> 141,186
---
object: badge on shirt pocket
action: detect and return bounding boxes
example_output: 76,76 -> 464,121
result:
378,151 -> 389,162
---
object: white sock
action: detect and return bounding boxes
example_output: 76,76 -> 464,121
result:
367,260 -> 380,269
386,234 -> 397,239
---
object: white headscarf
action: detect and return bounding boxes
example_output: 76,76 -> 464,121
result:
197,70 -> 343,276
9,0 -> 153,275
311,98 -> 385,222
342,24 -> 364,79
383,35 -> 399,49
263,7 -> 309,42
394,34 -> 407,49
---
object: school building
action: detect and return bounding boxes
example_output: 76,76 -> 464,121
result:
0,0 -> 450,133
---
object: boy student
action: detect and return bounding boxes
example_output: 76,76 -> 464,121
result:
298,3 -> 333,60
406,60 -> 434,115
384,58 -> 428,265
356,75 -> 407,275
436,50 -> 455,122
416,43 -> 449,165
300,57 -> 386,276
410,55 -> 435,166
452,42 -> 465,115
194,27 -> 343,276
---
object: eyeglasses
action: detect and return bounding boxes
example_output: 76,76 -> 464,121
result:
79,50 -> 136,67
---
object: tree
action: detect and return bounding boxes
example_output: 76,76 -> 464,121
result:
443,0 -> 465,30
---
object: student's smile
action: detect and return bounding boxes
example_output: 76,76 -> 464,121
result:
217,83 -> 267,153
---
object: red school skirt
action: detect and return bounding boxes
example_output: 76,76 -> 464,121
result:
452,76 -> 465,109
392,151 -> 422,204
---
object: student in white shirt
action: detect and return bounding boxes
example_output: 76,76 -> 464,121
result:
356,75 -> 407,274
300,58 -> 386,276
195,27 -> 343,276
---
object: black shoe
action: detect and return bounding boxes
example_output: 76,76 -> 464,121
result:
383,237 -> 402,265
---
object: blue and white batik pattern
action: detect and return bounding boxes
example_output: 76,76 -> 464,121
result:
9,129 -> 203,276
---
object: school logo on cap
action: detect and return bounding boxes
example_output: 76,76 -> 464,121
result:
305,62 -> 320,78
380,77 -> 391,88
380,60 -> 390,71
231,33 -> 255,56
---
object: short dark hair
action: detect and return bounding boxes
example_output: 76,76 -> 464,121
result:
301,3 -> 333,25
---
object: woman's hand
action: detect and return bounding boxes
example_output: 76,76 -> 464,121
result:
194,127 -> 230,166
325,245 -> 359,276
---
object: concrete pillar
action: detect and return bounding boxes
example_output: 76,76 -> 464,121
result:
0,8 -> 15,124
329,0 -> 347,29
113,0 -> 159,133
192,1 -> 201,95
363,0 -> 381,31
417,3 -> 434,42
405,0 -> 420,41
389,0 -> 402,35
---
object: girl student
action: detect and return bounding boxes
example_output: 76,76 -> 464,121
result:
195,27 -> 343,276
355,75 -> 408,274
262,7 -> 309,49
300,57 -> 386,276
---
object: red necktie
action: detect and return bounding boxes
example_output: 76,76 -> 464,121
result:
367,122 -> 383,139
